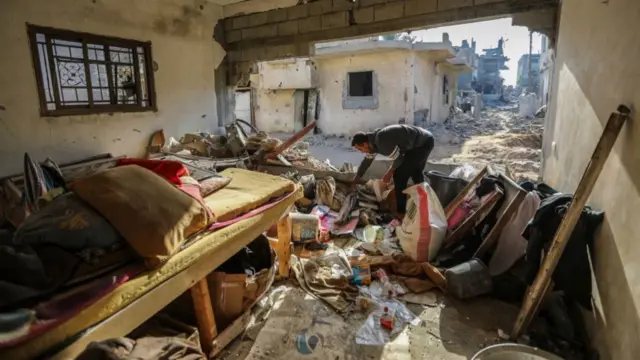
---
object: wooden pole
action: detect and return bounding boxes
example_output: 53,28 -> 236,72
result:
267,120 -> 316,159
190,278 -> 218,354
511,105 -> 631,339
276,213 -> 292,279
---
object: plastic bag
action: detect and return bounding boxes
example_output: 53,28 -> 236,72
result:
355,299 -> 420,345
396,183 -> 447,262
449,163 -> 478,182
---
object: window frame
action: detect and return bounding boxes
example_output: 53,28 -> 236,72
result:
343,70 -> 378,110
27,24 -> 158,117
347,71 -> 374,97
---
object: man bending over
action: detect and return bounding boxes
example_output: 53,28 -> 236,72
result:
351,124 -> 435,217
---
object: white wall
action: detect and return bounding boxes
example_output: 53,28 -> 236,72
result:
235,91 -> 251,122
315,50 -> 413,135
257,58 -> 318,90
542,0 -> 640,358
0,0 -> 224,176
413,53 -> 435,113
254,89 -> 296,132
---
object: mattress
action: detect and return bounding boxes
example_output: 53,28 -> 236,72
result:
209,168 -> 296,222
2,169 -> 301,360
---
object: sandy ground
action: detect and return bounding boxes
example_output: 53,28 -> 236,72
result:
275,107 -> 543,182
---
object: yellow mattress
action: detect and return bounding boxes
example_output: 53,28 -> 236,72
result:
209,168 -> 296,222
2,169 -> 301,360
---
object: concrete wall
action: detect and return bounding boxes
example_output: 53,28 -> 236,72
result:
315,49 -> 413,135
254,89 -> 296,132
542,0 -> 640,358
0,0 -> 224,176
257,57 -> 318,89
413,53 -> 433,115
234,91 -> 251,122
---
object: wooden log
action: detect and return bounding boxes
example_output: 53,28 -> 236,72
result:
510,105 -> 631,339
190,278 -> 218,354
276,213 -> 292,279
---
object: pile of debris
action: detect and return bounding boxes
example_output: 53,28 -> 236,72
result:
264,150 -> 596,359
148,120 -> 353,175
431,107 -> 544,182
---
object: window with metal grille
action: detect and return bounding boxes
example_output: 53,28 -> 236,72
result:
28,25 -> 157,116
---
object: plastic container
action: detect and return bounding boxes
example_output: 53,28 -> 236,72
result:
290,213 -> 320,243
472,343 -> 564,360
445,258 -> 493,299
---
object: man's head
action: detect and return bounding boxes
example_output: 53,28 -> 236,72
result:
351,132 -> 371,153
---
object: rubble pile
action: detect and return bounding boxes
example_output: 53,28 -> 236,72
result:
430,108 -> 544,182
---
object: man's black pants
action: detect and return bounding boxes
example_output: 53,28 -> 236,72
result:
393,138 -> 434,214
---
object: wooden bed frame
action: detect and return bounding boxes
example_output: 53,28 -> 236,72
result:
48,211 -> 295,359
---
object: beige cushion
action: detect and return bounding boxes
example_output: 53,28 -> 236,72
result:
70,165 -> 211,268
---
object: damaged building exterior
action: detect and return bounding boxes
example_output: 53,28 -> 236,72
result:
247,34 -> 471,135
474,38 -> 509,99
1,0 -> 639,359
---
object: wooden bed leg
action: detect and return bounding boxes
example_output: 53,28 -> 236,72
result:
276,214 -> 292,279
190,278 -> 217,355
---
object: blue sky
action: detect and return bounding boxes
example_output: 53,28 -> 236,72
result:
412,18 -> 542,86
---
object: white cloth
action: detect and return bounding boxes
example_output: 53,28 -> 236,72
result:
489,191 -> 541,276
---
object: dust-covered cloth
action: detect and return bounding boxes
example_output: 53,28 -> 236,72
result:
291,254 -> 358,313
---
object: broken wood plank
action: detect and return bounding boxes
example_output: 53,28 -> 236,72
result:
446,186 -> 503,245
474,187 -> 526,258
511,105 -> 631,340
267,120 -> 316,159
444,167 -> 488,219
190,277 -> 218,355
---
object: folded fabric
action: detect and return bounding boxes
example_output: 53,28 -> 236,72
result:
14,192 -> 123,252
116,158 -> 188,185
199,176 -> 231,197
0,243 -> 80,308
70,165 -> 212,268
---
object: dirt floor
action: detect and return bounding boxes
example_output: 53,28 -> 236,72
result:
284,106 -> 543,182
216,283 -> 520,360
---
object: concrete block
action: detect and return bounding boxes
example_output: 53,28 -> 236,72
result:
299,15 -> 322,33
360,0 -> 389,7
264,44 -> 297,60
240,48 -> 266,62
374,2 -> 405,21
354,7 -> 374,24
227,50 -> 242,63
308,0 -> 333,16
332,0 -> 355,11
267,8 -> 288,23
405,0 -> 437,15
288,5 -> 309,20
321,11 -> 349,29
438,0 -> 474,11
474,0 -> 502,4
278,20 -> 299,36
248,12 -> 269,27
242,25 -> 278,40
227,29 -> 242,43
231,16 -> 250,30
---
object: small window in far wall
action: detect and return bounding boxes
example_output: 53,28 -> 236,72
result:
348,71 -> 373,97
27,25 -> 157,117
